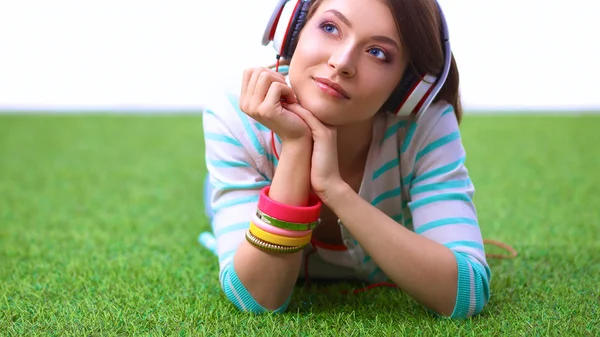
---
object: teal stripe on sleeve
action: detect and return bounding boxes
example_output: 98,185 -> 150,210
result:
213,195 -> 259,212
372,158 -> 399,180
255,123 -> 270,132
409,192 -> 471,211
416,217 -> 478,235
391,213 -> 403,222
380,120 -> 407,145
410,179 -> 471,195
415,131 -> 460,163
444,240 -> 485,251
400,121 -> 418,153
411,156 -> 466,185
208,159 -> 252,168
402,172 -> 413,187
204,132 -> 243,147
371,187 -> 401,206
212,180 -> 270,190
226,94 -> 265,157
404,217 -> 413,229
266,153 -> 279,167
204,109 -> 217,117
215,221 -> 250,238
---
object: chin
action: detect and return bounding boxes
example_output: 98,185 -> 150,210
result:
298,98 -> 347,125
295,87 -> 345,119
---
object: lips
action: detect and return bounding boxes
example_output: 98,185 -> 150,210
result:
313,77 -> 350,99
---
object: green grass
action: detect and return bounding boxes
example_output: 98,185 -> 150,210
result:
1,113 -> 599,336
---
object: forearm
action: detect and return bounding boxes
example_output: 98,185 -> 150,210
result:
324,184 -> 458,316
233,140 -> 312,310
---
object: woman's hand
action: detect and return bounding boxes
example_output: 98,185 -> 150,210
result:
239,67 -> 311,144
283,103 -> 346,202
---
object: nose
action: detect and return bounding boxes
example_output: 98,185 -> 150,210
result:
328,44 -> 356,78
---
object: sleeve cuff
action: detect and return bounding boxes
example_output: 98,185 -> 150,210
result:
449,251 -> 490,319
220,262 -> 291,314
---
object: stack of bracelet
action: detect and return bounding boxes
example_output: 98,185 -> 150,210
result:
246,186 -> 321,254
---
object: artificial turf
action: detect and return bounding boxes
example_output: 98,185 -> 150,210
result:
1,113 -> 598,336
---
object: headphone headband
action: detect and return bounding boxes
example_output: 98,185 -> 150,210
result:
415,1 -> 451,119
261,0 -> 452,119
262,0 -> 289,46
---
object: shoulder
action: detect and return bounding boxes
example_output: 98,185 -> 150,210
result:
416,100 -> 457,138
202,87 -> 272,162
399,100 -> 459,155
394,100 -> 465,188
202,87 -> 247,131
202,64 -> 288,136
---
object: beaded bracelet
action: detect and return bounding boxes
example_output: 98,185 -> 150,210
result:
245,229 -> 306,254
256,209 -> 320,231
249,222 -> 312,247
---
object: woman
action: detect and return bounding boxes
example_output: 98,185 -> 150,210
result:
200,0 -> 491,319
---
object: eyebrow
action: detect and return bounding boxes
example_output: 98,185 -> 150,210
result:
324,9 -> 352,27
371,35 -> 400,50
323,9 -> 400,50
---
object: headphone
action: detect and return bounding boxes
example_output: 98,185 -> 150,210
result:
261,0 -> 452,118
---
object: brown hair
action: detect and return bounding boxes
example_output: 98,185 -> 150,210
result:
298,0 -> 463,123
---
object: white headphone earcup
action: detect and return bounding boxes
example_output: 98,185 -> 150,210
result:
262,0 -> 300,57
262,0 -> 287,46
272,1 -> 300,56
395,74 -> 437,117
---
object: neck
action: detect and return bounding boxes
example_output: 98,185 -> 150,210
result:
336,117 -> 375,175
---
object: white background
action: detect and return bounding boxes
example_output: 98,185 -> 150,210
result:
0,0 -> 598,112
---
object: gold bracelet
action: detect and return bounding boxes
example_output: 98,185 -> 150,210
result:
249,222 -> 312,247
245,229 -> 306,254
256,209 -> 320,231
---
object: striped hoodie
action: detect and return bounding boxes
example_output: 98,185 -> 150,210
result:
200,66 -> 491,318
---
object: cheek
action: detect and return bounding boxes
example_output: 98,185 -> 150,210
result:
377,74 -> 402,98
361,75 -> 398,101
293,31 -> 329,62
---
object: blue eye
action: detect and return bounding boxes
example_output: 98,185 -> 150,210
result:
368,48 -> 387,61
321,22 -> 339,35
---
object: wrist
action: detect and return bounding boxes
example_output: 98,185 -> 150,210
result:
280,137 -> 312,154
270,136 -> 312,207
317,180 -> 354,210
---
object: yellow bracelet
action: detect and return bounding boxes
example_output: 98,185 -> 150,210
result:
249,222 -> 312,247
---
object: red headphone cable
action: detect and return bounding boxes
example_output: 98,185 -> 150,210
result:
275,55 -> 281,73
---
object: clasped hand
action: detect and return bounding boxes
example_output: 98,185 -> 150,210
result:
238,67 -> 345,201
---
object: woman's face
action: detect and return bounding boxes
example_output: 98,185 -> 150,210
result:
288,0 -> 407,126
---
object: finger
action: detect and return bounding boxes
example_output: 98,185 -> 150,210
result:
263,82 -> 296,112
241,68 -> 261,112
250,68 -> 284,95
283,103 -> 324,130
267,70 -> 297,104
240,68 -> 252,104
249,69 -> 261,100
270,69 -> 287,82
238,68 -> 253,112
252,71 -> 288,110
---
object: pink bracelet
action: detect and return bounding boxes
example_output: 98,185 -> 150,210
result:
257,186 -> 321,223
251,213 -> 312,238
